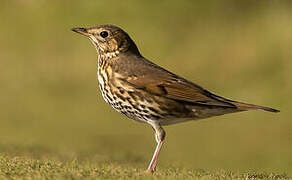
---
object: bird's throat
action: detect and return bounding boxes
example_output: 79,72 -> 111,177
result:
98,50 -> 120,61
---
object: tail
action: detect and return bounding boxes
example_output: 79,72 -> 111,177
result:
233,101 -> 280,113
205,91 -> 280,113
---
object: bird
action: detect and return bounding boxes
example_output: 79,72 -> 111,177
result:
71,24 -> 279,173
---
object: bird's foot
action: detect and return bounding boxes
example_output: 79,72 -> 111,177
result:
144,168 -> 155,174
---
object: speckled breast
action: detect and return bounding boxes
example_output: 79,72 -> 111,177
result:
97,59 -> 163,124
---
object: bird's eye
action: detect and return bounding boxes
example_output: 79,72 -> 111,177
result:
100,31 -> 109,38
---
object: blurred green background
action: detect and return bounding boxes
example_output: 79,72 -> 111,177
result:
1,0 -> 291,175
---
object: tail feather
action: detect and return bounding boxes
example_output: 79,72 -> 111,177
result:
208,92 -> 280,113
233,102 -> 280,113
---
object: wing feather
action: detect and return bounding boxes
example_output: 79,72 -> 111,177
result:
124,72 -> 235,108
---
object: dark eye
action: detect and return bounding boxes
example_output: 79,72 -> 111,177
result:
100,31 -> 109,38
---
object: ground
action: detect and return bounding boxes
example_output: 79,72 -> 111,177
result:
0,154 -> 289,180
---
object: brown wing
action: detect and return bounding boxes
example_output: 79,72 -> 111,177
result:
124,70 -> 236,108
115,54 -> 278,112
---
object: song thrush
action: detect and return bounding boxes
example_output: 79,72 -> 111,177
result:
71,24 -> 279,173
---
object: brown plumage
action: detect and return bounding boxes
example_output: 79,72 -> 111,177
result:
72,24 -> 279,173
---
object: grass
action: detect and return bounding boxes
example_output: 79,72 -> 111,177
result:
0,154 -> 289,180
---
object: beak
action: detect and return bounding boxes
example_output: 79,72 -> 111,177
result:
71,27 -> 90,37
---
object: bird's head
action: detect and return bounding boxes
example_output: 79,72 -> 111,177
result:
72,25 -> 140,57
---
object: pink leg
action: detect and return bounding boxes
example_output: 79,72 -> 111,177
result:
146,140 -> 164,173
145,124 -> 165,173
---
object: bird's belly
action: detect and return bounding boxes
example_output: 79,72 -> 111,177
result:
97,72 -> 152,123
98,86 -> 150,123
